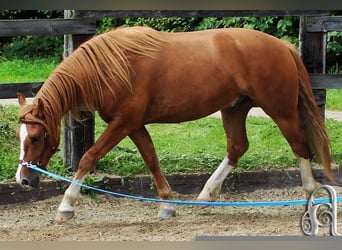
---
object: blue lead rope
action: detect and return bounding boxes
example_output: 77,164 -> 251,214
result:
27,164 -> 342,207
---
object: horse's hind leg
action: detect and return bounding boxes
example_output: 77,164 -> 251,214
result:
197,102 -> 252,202
267,114 -> 319,195
129,126 -> 176,218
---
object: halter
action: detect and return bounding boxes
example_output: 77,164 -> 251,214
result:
19,118 -> 58,169
18,159 -> 46,170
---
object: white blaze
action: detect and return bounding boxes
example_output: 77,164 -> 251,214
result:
16,124 -> 28,183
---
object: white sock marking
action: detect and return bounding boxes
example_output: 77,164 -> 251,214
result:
298,157 -> 318,193
197,156 -> 233,201
58,176 -> 86,212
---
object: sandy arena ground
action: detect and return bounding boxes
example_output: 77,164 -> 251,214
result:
1,186 -> 342,241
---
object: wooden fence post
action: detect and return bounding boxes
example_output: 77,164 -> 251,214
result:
63,10 -> 95,171
299,16 -> 328,120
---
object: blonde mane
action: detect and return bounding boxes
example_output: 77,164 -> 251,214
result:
19,26 -> 164,144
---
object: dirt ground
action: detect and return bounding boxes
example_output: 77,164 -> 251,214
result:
1,186 -> 342,241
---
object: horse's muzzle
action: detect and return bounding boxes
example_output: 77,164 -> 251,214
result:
20,176 -> 40,189
17,170 -> 40,189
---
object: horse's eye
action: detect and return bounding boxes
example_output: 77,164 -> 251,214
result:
30,136 -> 41,143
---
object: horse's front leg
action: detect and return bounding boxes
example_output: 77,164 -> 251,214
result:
55,121 -> 128,223
129,127 -> 176,218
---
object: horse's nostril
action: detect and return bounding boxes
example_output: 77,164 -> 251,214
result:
21,178 -> 30,186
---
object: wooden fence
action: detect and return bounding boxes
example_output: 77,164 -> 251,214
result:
0,10 -> 341,171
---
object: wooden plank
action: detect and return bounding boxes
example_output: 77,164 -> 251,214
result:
311,74 -> 342,89
299,16 -> 327,119
0,74 -> 341,100
0,82 -> 42,99
0,180 -> 67,205
77,10 -> 329,18
0,19 -> 96,37
306,16 -> 342,32
0,169 -> 337,205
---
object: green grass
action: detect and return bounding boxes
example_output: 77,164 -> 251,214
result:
326,89 -> 342,110
0,58 -> 58,83
94,116 -> 226,176
1,105 -> 341,183
0,105 -> 20,181
94,116 -> 299,175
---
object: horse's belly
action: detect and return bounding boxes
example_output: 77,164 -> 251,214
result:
144,89 -> 240,123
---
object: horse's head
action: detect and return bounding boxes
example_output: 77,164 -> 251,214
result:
16,93 -> 58,189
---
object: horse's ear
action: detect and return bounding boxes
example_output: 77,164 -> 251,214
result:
17,93 -> 26,107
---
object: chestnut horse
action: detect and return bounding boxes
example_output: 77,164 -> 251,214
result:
16,26 -> 335,222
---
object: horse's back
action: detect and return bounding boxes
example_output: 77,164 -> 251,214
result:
152,28 -> 298,101
109,27 -> 300,124
158,28 -> 296,81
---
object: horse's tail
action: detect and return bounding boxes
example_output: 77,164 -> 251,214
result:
284,41 -> 336,184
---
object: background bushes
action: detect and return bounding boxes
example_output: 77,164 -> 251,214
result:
0,10 -> 341,72
0,10 -> 64,60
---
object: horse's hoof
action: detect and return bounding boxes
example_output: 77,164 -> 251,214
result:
158,208 -> 176,218
55,211 -> 75,223
195,198 -> 210,209
196,192 -> 215,203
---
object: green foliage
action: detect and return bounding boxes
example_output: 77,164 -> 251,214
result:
194,16 -> 298,43
327,31 -> 342,72
124,17 -> 201,32
0,10 -> 63,19
81,175 -> 105,199
1,11 -> 341,72
96,17 -> 126,34
1,35 -> 63,60
98,16 -> 299,43
326,6 -> 342,66
0,10 -> 64,60
328,31 -> 342,56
